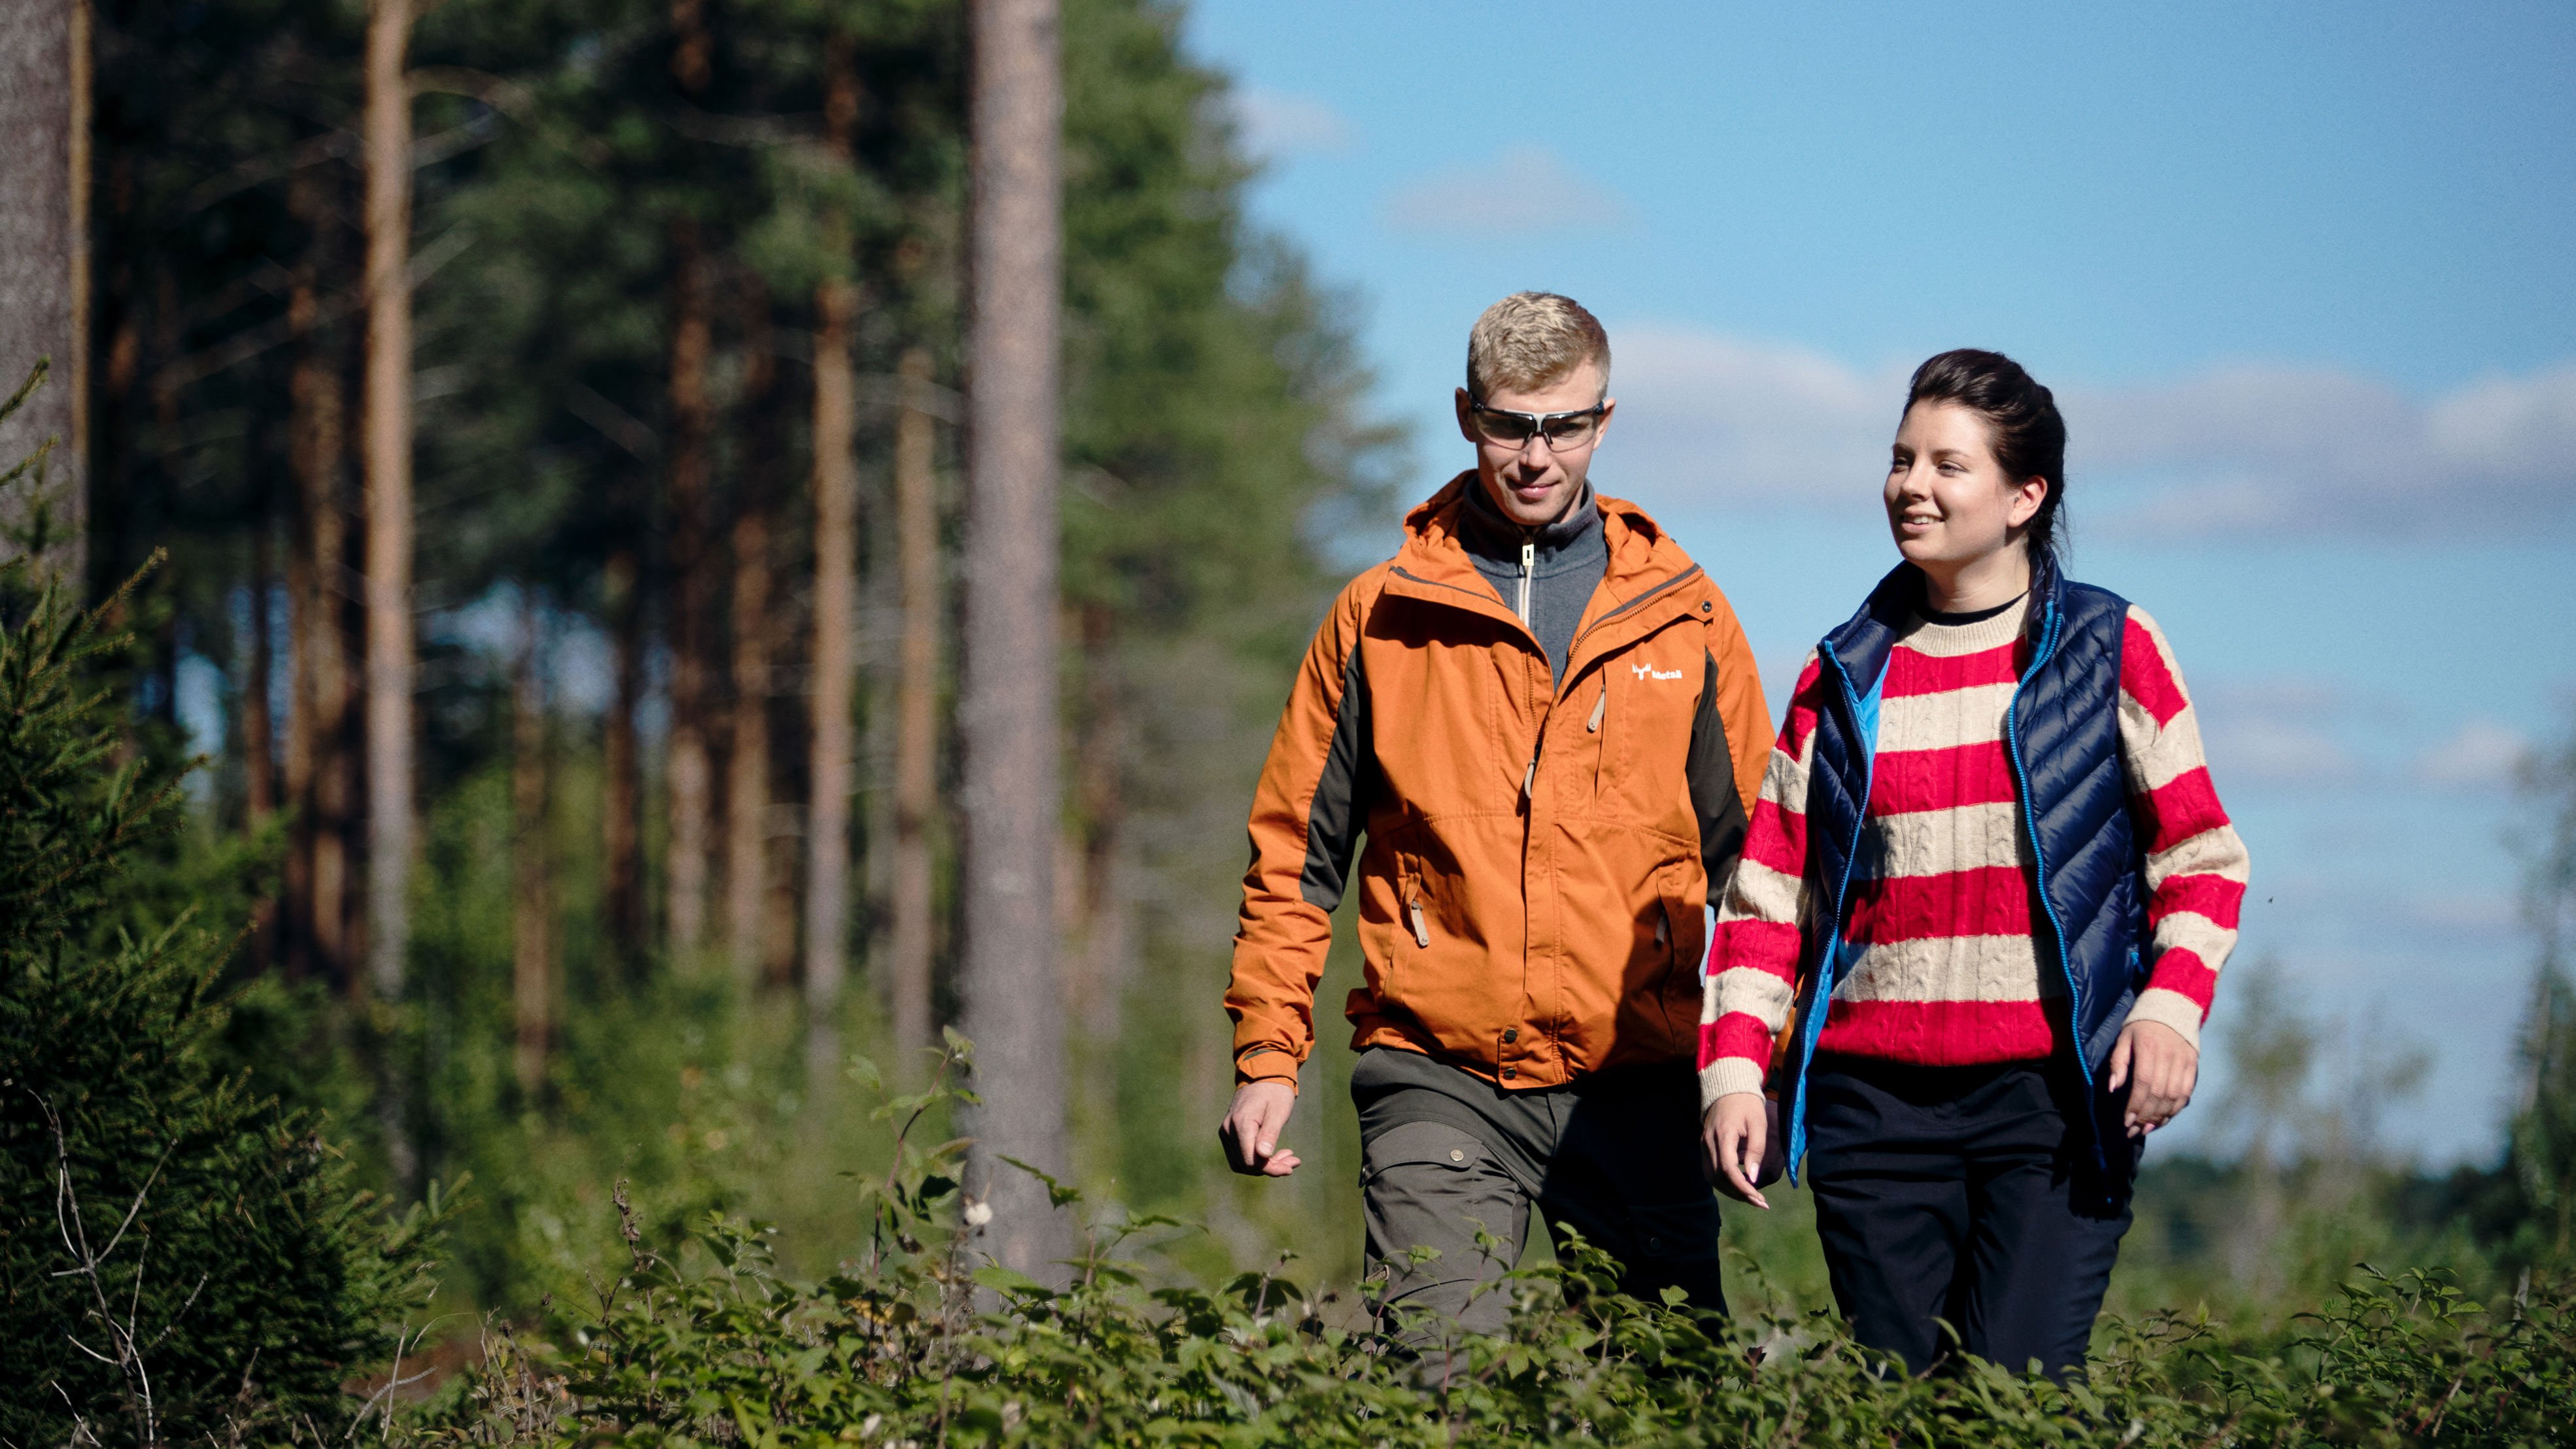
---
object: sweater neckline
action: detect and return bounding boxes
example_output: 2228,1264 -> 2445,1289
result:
1902,592 -> 2030,656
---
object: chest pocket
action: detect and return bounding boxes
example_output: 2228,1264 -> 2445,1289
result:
1591,639 -> 1702,827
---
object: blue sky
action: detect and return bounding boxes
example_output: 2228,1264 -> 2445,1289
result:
1180,0 -> 2576,1161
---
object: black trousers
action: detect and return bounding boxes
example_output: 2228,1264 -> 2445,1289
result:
1803,1055 -> 2134,1378
1350,1047 -> 1725,1346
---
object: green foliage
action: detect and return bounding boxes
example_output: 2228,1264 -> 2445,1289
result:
424,1039 -> 2576,1449
0,394 -> 441,1443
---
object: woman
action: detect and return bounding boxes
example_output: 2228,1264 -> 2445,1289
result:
1697,349 -> 2248,1378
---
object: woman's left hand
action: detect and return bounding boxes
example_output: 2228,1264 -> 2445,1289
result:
2106,1019 -> 2197,1138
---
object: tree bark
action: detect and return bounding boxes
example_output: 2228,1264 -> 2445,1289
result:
663,224 -> 715,970
287,269 -> 356,990
726,282 -> 777,986
804,279 -> 858,1015
244,507 -> 277,825
603,545 -> 645,978
890,345 -> 940,1077
243,493 -> 279,965
804,38 -> 862,1025
0,0 -> 87,578
958,0 -> 1068,1276
511,603 -> 552,1099
362,0 -> 417,1188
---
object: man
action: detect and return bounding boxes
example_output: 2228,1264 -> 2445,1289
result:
1218,292 -> 1772,1341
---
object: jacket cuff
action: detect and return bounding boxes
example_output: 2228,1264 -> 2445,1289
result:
1698,1057 -> 1767,1112
1234,1047 -> 1302,1090
2120,988 -> 2205,1053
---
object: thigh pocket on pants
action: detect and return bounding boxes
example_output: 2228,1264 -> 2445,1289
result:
1362,1120 -> 1525,1264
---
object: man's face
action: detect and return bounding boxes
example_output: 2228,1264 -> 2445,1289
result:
1455,361 -> 1615,528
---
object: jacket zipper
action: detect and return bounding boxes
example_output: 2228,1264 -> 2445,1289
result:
1408,896 -> 1430,948
1516,539 -> 1534,622
2001,597 -> 2109,1178
1785,640 -> 1879,1184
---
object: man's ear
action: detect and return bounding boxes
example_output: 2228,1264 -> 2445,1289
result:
1455,387 -> 1479,443
1595,396 -> 1616,443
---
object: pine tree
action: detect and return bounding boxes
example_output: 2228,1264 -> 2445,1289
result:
0,372 -> 438,1447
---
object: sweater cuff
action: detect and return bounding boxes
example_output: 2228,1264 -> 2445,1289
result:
1234,1047 -> 1301,1090
2120,988 -> 2205,1054
1698,1057 -> 1767,1112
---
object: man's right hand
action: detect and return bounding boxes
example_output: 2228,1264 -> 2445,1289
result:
1219,1080 -> 1301,1176
1701,1092 -> 1772,1209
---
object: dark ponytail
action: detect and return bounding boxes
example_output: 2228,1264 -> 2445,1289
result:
1903,349 -> 2067,573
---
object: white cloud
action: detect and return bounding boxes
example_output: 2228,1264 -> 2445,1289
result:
1599,321 -> 2576,537
2183,677 -> 2369,787
1605,326 -> 1902,503
1383,147 -> 1633,235
1229,86 -> 1353,160
2416,717 -> 2530,790
2073,363 -> 2576,538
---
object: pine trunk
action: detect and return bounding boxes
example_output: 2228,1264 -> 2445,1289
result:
244,509 -> 277,825
664,226 -> 715,970
804,39 -> 863,1025
804,280 -> 858,1016
726,285 -> 777,985
511,606 -> 552,1099
889,345 -> 940,1075
362,0 -> 416,1187
243,496 -> 278,966
603,545 -> 645,978
958,0 -> 1068,1276
0,0 -> 86,579
287,263 -> 358,991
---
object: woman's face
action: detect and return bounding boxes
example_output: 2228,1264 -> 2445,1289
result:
1884,400 -> 2047,573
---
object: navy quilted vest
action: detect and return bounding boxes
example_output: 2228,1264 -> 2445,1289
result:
1780,559 -> 2148,1206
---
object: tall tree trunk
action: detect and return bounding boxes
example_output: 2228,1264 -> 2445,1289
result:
889,345 -> 940,1076
288,259 -> 356,991
245,507 -> 277,824
603,544 -> 645,978
511,603 -> 552,1099
243,495 -> 279,965
726,282 -> 777,985
362,0 -> 417,1189
0,0 -> 88,578
664,224 -> 715,970
958,0 -> 1067,1276
804,38 -> 861,1027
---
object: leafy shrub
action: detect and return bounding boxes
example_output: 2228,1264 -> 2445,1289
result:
0,369 -> 441,1447
426,1037 -> 2576,1449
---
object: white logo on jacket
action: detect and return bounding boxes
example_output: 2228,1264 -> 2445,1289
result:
1631,662 -> 1686,681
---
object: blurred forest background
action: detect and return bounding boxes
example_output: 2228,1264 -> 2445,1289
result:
7,0 -> 2576,1408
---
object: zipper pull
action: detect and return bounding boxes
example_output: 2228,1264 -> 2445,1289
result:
1408,898 -> 1430,949
1522,753 -> 1538,800
1587,681 -> 1606,732
1517,539 -> 1534,622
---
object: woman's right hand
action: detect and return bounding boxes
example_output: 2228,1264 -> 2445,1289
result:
1701,1092 -> 1773,1209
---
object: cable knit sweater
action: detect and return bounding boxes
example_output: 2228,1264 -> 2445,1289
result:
1696,595 -> 2249,1102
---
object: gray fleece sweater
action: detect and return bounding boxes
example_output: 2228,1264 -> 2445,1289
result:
1455,480 -> 1608,685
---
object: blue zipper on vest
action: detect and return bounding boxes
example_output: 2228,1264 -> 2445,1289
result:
1786,639 -> 1879,1182
2001,594 -> 2109,1174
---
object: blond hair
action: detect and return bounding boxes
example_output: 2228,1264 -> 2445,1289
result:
1466,292 -> 1610,400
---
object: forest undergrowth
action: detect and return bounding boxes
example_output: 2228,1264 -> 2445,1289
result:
407,1037 -> 2576,1449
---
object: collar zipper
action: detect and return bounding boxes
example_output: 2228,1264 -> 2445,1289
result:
1517,538 -> 1534,622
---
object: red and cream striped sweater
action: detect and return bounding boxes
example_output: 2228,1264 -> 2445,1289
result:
1696,596 -> 2250,1104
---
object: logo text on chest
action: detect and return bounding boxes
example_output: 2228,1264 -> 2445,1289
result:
1631,662 -> 1685,681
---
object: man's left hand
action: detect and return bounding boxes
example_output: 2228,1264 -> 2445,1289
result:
2105,1019 -> 2197,1138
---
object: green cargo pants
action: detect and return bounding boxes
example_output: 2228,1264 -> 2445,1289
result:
1351,1046 -> 1727,1348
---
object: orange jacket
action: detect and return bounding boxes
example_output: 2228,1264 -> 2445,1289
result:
1227,476 -> 1771,1091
